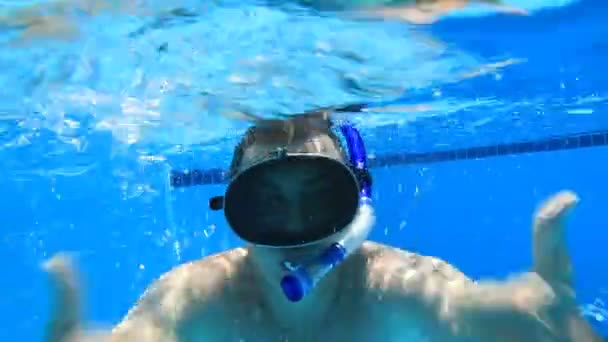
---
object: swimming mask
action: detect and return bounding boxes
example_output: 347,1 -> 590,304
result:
209,121 -> 371,248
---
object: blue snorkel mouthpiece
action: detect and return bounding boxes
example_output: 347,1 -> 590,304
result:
281,243 -> 347,302
280,123 -> 374,302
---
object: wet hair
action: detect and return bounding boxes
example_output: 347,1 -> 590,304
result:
229,112 -> 347,177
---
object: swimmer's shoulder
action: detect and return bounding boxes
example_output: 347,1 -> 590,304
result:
144,247 -> 249,303
358,240 -> 473,288
354,241 -> 474,311
342,242 -> 475,340
113,248 -> 250,339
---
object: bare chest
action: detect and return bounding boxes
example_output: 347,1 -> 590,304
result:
180,299 -> 458,342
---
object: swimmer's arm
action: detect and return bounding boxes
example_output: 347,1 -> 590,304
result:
444,272 -> 606,342
449,191 -> 603,341
376,191 -> 604,341
444,272 -> 559,341
369,252 -> 553,340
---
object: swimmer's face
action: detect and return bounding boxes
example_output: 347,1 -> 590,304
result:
236,134 -> 352,239
253,161 -> 338,235
232,127 -> 361,282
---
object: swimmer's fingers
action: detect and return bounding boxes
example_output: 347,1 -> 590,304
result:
532,190 -> 579,296
43,253 -> 84,342
534,190 -> 579,227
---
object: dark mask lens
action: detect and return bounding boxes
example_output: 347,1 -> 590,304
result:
224,156 -> 359,246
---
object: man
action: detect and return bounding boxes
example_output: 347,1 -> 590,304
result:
44,112 -> 604,341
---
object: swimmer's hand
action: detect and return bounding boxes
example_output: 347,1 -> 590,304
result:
446,191 -> 605,341
43,253 -> 110,342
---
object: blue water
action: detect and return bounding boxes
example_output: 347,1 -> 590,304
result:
1,0 -> 607,340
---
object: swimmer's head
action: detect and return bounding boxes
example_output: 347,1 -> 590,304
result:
222,114 -> 362,248
206,113 -> 373,301
229,114 -> 347,178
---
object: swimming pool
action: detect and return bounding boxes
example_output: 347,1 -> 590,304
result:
1,0 -> 607,340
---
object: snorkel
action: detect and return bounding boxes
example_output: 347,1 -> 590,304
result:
279,123 -> 374,302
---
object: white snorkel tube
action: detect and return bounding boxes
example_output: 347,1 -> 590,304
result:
280,123 -> 375,302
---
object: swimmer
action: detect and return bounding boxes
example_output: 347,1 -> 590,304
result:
44,112 -> 605,341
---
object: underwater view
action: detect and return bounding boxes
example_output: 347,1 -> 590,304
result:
1,0 -> 607,340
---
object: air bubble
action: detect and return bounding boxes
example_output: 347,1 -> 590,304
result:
204,224 -> 216,238
399,221 -> 407,230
